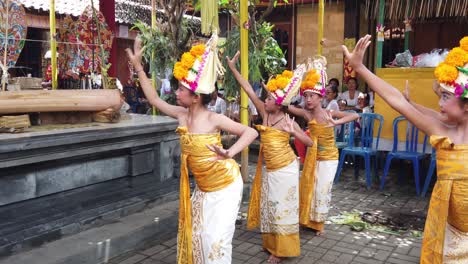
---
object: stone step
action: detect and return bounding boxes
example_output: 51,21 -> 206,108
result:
0,174 -> 179,258
0,199 -> 179,264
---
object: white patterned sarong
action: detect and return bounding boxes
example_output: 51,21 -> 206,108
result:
191,176 -> 243,264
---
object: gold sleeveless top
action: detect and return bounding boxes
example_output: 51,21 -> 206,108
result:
299,120 -> 338,226
176,127 -> 239,264
247,125 -> 297,229
308,120 -> 339,160
421,135 -> 468,264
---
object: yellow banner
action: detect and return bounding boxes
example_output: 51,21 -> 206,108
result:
375,68 -> 439,142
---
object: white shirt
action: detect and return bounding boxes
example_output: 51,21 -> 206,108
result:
207,97 -> 227,115
326,99 -> 339,112
339,91 -> 359,107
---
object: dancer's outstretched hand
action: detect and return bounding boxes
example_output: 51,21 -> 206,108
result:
125,36 -> 144,68
341,34 -> 372,71
281,114 -> 296,134
226,51 -> 240,69
324,110 -> 338,127
206,144 -> 231,161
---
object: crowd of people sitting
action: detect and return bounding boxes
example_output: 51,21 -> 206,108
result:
121,75 -> 374,123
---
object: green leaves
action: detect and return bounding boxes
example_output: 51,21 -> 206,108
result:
221,21 -> 286,98
132,21 -> 175,78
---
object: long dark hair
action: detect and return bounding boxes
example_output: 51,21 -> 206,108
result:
189,90 -> 212,106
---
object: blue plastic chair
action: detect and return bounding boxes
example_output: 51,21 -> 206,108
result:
379,116 -> 428,195
335,110 -> 356,150
335,113 -> 384,189
421,148 -> 436,197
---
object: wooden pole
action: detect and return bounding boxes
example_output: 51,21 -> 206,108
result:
317,0 -> 324,55
376,0 -> 385,68
2,0 -> 9,91
151,0 -> 158,116
240,0 -> 249,182
404,0 -> 412,51
50,0 -> 57,89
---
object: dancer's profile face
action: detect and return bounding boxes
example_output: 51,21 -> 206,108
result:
264,94 -> 279,112
439,91 -> 467,123
175,83 -> 196,107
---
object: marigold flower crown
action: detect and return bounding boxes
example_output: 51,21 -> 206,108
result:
265,64 -> 306,106
300,56 -> 328,96
434,36 -> 468,99
173,32 -> 225,94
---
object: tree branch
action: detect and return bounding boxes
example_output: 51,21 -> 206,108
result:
259,0 -> 275,22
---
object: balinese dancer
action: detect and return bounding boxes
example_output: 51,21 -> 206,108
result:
227,51 -> 313,263
126,34 -> 258,264
342,35 -> 468,264
288,57 -> 359,236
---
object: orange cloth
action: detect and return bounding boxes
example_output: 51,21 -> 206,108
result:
176,127 -> 238,264
247,125 -> 297,229
420,136 -> 468,264
299,120 -> 338,230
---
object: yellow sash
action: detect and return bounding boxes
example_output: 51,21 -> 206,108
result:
176,127 -> 238,264
247,125 -> 297,229
299,120 -> 338,227
420,136 -> 468,264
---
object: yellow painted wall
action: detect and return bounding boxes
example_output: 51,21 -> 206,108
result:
296,2 -> 344,84
375,68 -> 439,142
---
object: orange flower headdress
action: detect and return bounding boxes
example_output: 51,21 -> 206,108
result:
434,36 -> 468,98
173,32 -> 225,94
265,64 -> 306,105
300,56 -> 328,96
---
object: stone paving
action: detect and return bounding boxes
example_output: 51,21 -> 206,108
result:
111,161 -> 432,264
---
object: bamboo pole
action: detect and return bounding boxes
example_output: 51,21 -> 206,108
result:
151,0 -> 157,116
317,0 -> 324,55
240,0 -> 249,182
50,0 -> 57,89
376,0 -> 384,68
404,0 -> 412,51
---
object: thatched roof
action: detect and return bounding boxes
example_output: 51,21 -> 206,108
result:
364,0 -> 468,22
18,0 -> 200,28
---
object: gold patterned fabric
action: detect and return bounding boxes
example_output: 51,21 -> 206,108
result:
248,125 -> 297,228
176,127 -> 238,264
247,125 -> 300,257
299,120 -> 339,230
421,136 -> 468,264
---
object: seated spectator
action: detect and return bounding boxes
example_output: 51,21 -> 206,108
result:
228,94 -> 258,125
357,92 -> 372,113
337,99 -> 348,111
339,77 -> 360,111
325,85 -> 339,111
328,78 -> 340,90
123,79 -> 140,113
207,88 -> 227,115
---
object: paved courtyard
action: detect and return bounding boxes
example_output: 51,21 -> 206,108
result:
111,161 -> 431,264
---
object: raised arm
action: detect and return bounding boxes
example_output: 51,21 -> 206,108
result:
287,105 -> 307,119
226,51 -> 266,118
206,113 -> 258,160
342,35 -> 446,136
330,110 -> 359,126
125,38 -> 186,119
404,80 -> 449,123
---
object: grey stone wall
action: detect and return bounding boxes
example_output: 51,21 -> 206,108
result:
0,114 -> 180,207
